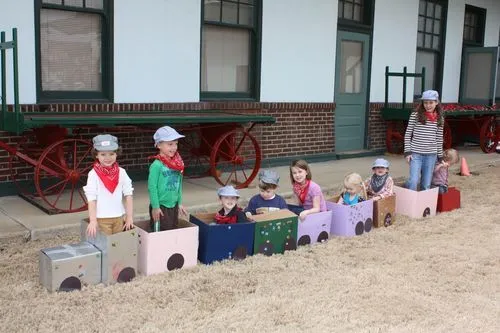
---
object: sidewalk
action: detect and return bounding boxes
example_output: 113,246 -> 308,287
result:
1,147 -> 499,241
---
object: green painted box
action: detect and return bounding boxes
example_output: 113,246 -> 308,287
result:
252,209 -> 298,256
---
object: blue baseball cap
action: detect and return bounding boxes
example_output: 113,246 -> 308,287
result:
153,126 -> 185,146
421,90 -> 439,101
217,185 -> 240,198
372,158 -> 390,169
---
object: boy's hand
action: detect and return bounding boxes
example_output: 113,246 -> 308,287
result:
245,212 -> 255,221
179,205 -> 188,217
86,220 -> 98,238
123,216 -> 134,231
151,208 -> 163,221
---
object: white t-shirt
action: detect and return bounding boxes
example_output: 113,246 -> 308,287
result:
83,168 -> 134,218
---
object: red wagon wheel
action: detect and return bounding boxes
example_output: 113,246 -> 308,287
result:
178,129 -> 210,178
210,128 -> 261,189
385,121 -> 405,154
479,116 -> 498,153
34,138 -> 93,213
443,121 -> 452,150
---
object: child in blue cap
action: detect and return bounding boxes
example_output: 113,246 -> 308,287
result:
365,158 -> 394,201
148,126 -> 188,231
215,185 -> 248,224
245,169 -> 288,220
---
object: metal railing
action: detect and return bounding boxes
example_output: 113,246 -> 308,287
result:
0,28 -> 20,132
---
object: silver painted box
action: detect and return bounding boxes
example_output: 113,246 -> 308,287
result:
39,242 -> 101,292
80,220 -> 138,285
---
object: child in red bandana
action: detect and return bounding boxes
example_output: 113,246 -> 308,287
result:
148,126 -> 188,231
84,134 -> 134,237
290,159 -> 326,221
214,185 -> 248,224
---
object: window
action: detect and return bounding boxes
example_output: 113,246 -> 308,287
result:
414,0 -> 447,96
35,0 -> 113,102
337,0 -> 374,30
463,5 -> 486,47
201,0 -> 261,100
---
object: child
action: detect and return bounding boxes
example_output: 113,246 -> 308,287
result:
404,89 -> 444,191
290,159 -> 327,221
84,134 -> 134,237
337,173 -> 367,206
432,148 -> 459,193
215,185 -> 248,224
245,169 -> 288,220
365,158 -> 394,201
148,126 -> 188,231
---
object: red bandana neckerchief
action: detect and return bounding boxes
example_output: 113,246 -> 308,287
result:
153,153 -> 185,173
93,161 -> 120,193
425,111 -> 438,122
293,180 -> 311,204
214,206 -> 241,225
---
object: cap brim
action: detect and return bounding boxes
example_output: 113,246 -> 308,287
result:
260,177 -> 279,185
95,143 -> 119,151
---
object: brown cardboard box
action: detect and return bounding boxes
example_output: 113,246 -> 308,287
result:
373,195 -> 396,227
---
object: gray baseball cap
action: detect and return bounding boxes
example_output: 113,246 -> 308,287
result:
153,126 -> 185,146
217,185 -> 240,198
259,169 -> 280,185
372,158 -> 390,169
92,134 -> 119,151
421,90 -> 439,101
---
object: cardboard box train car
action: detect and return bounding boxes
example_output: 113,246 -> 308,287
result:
39,242 -> 102,292
393,186 -> 438,218
190,212 -> 255,265
326,196 -> 374,237
287,204 -> 331,246
81,220 -> 138,285
134,219 -> 199,276
437,187 -> 461,213
373,195 -> 396,228
251,209 -> 299,256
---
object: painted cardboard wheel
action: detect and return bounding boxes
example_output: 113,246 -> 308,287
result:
233,246 -> 247,260
284,237 -> 297,251
298,235 -> 311,246
258,243 -> 274,256
384,213 -> 392,227
167,253 -> 185,271
117,267 -> 136,283
317,231 -> 329,243
364,218 -> 373,233
59,276 -> 81,292
423,207 -> 431,217
355,221 -> 364,235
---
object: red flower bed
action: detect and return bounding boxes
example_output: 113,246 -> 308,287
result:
440,103 -> 500,112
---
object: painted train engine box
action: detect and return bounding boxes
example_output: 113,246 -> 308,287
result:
252,209 -> 299,256
393,186 -> 438,218
134,219 -> 199,276
80,220 -> 138,285
373,195 -> 396,228
326,197 -> 374,237
287,204 -> 332,246
190,213 -> 255,265
437,187 -> 461,213
39,242 -> 101,292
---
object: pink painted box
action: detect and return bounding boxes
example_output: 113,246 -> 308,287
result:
326,197 -> 374,237
288,204 -> 332,246
393,186 -> 438,218
134,219 -> 199,276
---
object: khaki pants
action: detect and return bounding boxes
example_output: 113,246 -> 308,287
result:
97,216 -> 124,235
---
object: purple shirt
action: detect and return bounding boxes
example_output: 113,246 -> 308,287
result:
432,163 -> 448,186
302,181 -> 327,212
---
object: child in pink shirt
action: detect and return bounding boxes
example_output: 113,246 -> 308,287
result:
290,159 -> 326,221
432,149 -> 459,193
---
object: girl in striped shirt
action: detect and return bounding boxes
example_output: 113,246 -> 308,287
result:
404,90 -> 444,191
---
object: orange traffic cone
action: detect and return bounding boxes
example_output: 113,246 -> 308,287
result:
460,157 -> 471,176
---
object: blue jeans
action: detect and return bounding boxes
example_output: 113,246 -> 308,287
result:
406,153 -> 437,191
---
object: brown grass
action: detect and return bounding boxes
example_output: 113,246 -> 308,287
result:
0,166 -> 499,333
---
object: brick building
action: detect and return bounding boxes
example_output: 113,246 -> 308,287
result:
0,0 -> 499,196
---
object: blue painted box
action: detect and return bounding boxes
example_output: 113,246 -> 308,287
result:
189,213 -> 255,265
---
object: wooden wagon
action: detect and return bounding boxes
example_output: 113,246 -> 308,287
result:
1,28 -> 275,214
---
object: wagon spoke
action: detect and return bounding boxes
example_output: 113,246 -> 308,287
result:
69,182 -> 75,210
41,155 -> 68,175
75,146 -> 92,170
41,178 -> 67,195
78,188 -> 87,204
50,178 -> 70,208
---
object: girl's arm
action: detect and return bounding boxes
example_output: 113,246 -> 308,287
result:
299,196 -> 321,221
404,113 -> 417,161
436,123 -> 444,161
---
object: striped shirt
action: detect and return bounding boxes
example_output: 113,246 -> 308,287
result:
404,112 -> 443,158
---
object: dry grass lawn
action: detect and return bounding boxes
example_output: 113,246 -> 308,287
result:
0,165 -> 499,333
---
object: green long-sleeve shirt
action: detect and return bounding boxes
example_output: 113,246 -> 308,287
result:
148,159 -> 183,209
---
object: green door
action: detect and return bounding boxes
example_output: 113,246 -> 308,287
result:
334,31 -> 370,152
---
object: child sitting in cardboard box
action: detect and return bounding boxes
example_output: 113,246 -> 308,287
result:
365,158 -> 394,201
214,186 -> 249,224
337,173 -> 367,206
245,170 -> 288,221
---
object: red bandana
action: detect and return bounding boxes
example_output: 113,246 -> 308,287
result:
152,153 -> 185,173
425,111 -> 438,122
214,206 -> 241,224
293,180 -> 311,204
93,161 -> 120,193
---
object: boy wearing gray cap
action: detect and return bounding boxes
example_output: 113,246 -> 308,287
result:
245,169 -> 287,220
364,158 -> 394,201
83,134 -> 134,237
148,126 -> 188,231
215,185 -> 248,224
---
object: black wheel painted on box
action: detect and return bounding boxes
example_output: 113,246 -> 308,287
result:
423,207 -> 431,217
364,218 -> 373,233
298,235 -> 311,246
317,231 -> 329,243
59,276 -> 81,292
233,246 -> 247,260
117,267 -> 136,283
355,221 -> 364,235
167,253 -> 185,271
384,213 -> 392,227
258,243 -> 274,256
284,237 -> 297,251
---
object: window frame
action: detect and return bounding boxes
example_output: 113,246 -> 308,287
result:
462,5 -> 486,47
34,0 -> 114,103
200,0 -> 262,101
337,0 -> 374,33
414,0 -> 448,98
459,46 -> 498,105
